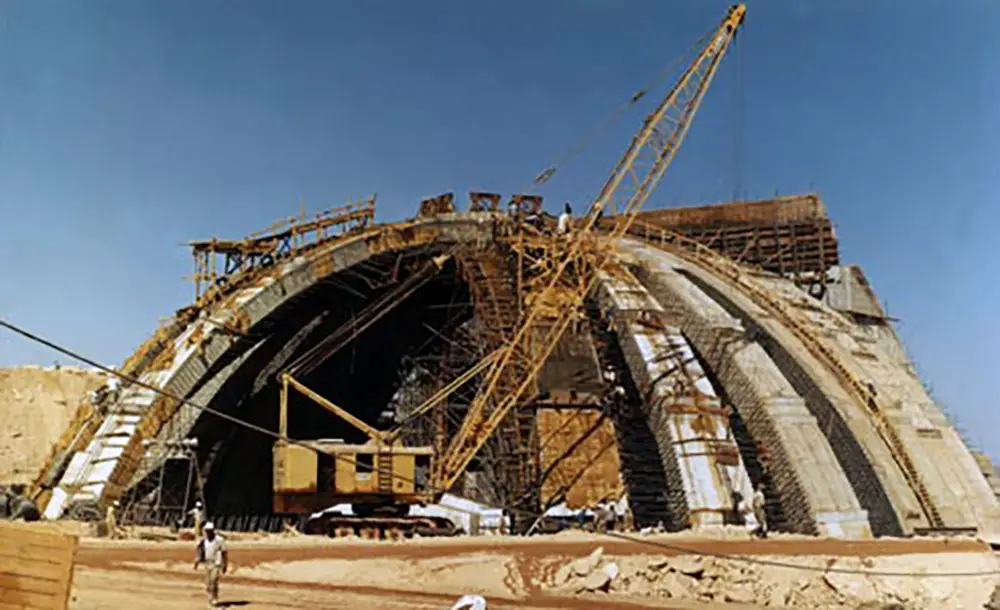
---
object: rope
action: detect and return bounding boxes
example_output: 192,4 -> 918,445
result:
523,26 -> 717,194
730,26 -> 745,203
2,317 -> 998,578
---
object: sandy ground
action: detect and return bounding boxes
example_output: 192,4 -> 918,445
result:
67,532 -> 999,609
0,367 -> 104,484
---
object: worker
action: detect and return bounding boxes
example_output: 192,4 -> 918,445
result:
751,485 -> 767,539
557,202 -> 572,235
623,503 -> 635,532
610,499 -> 624,533
193,522 -> 228,607
106,374 -> 121,401
105,500 -> 121,539
594,500 -> 615,534
524,201 -> 543,231
188,500 -> 206,537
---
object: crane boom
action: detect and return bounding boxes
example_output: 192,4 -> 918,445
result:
432,4 -> 747,492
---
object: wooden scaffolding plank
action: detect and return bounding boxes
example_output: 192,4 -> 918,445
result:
0,522 -> 77,610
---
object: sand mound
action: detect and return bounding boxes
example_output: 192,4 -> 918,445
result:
0,367 -> 106,484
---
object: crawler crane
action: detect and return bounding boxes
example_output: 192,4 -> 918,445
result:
272,4 -> 747,538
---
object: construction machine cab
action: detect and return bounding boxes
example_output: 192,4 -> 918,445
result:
272,440 -> 436,514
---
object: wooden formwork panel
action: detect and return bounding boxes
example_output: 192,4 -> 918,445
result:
0,522 -> 77,609
538,409 -> 624,509
636,195 -> 828,227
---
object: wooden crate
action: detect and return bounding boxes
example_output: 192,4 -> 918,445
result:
0,521 -> 77,609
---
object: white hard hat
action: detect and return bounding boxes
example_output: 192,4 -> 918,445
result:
203,522 -> 215,530
195,500 -> 203,507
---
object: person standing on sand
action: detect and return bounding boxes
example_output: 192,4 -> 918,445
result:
188,500 -> 206,536
751,485 -> 768,539
105,500 -> 122,539
557,202 -> 573,236
193,522 -> 228,607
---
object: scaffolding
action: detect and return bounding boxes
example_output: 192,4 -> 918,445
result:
189,196 -> 376,304
124,438 -> 202,527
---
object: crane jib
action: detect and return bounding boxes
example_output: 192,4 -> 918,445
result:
433,4 -> 748,493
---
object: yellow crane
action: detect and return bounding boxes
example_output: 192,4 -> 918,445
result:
432,3 -> 746,492
271,4 -> 746,535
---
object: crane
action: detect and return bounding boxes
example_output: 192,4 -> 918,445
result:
270,4 -> 746,536
431,4 -> 747,492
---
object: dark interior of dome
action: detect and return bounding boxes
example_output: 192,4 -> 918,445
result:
143,251 -> 473,514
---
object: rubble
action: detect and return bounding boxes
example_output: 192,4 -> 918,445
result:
545,548 -> 998,609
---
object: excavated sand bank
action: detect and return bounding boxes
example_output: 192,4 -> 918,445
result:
0,367 -> 105,484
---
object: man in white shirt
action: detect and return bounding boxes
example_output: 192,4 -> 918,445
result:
751,485 -> 767,538
188,500 -> 206,537
193,522 -> 228,607
557,202 -> 573,235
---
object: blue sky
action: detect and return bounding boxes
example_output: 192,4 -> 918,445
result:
1,2 -> 997,455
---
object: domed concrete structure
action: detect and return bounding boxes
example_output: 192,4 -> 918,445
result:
33,194 -> 1000,541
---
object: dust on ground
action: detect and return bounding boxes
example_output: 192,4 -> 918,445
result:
0,366 -> 105,484
69,530 -> 998,609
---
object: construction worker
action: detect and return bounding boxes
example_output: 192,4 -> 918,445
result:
751,485 -> 767,539
595,500 -> 613,534
557,202 -> 572,235
105,373 -> 121,405
105,500 -> 121,539
188,500 -> 206,537
193,522 -> 228,607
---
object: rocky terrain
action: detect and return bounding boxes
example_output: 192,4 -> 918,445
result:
545,545 -> 996,609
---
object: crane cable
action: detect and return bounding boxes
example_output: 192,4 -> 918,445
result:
524,25 -> 717,194
730,25 -> 745,203
3,316 -> 1000,579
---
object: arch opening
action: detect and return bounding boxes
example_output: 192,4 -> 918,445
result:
128,249 -> 475,519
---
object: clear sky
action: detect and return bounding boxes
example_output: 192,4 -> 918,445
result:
1,2 -> 997,455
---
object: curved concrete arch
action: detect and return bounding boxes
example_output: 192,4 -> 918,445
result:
45,213 -> 496,518
41,212 -> 1000,540
615,242 -> 872,538
619,238 -> 1000,537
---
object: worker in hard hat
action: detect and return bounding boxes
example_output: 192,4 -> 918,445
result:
193,522 -> 228,607
188,500 -> 206,537
105,500 -> 121,540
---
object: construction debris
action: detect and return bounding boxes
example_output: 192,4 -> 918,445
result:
543,547 -> 998,608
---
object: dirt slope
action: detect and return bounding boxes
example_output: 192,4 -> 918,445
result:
0,367 -> 105,484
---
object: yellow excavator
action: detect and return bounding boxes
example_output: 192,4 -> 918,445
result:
272,4 -> 746,538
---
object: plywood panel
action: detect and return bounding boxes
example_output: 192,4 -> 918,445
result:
636,194 -> 827,227
0,522 -> 77,610
538,409 -> 624,509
